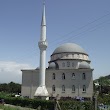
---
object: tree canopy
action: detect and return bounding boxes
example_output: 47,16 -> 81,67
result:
0,82 -> 21,94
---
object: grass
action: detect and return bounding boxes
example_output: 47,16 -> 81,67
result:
0,104 -> 20,110
0,104 -> 36,110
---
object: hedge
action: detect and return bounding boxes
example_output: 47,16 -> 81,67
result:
0,96 -> 54,110
0,95 -> 94,110
59,101 -> 94,110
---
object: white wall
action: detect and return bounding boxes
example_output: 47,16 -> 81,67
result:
21,68 -> 93,99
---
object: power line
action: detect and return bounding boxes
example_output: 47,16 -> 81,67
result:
60,19 -> 110,43
49,12 -> 110,45
19,13 -> 110,62
48,18 -> 110,50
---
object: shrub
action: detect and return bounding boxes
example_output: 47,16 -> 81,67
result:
0,94 -> 93,110
59,101 -> 93,110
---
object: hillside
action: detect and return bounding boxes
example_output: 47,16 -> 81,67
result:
94,75 -> 110,86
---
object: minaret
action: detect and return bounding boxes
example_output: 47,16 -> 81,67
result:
34,1 -> 49,97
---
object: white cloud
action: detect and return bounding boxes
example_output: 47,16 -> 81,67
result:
0,61 -> 33,83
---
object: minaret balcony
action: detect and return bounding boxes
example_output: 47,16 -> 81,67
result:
38,41 -> 48,50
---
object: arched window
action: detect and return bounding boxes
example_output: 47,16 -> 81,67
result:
62,85 -> 65,92
52,73 -> 55,80
72,73 -> 75,79
83,85 -> 86,92
62,73 -> 65,80
51,55 -> 54,60
66,54 -> 68,57
72,62 -> 74,67
82,55 -> 84,59
62,62 -> 65,67
67,61 -> 70,67
72,85 -> 75,92
56,54 -> 58,59
79,54 -> 82,59
82,73 -> 86,80
52,85 -> 55,92
72,54 -> 74,58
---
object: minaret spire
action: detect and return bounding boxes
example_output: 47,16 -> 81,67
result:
40,0 -> 46,41
41,0 -> 46,26
34,0 -> 49,98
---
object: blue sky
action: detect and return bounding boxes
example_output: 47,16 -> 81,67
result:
0,0 -> 110,83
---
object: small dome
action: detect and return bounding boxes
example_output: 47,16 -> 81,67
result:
52,43 -> 87,55
36,67 -> 40,70
79,61 -> 90,69
49,62 -> 56,69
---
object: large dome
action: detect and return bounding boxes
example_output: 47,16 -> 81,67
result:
53,43 -> 87,55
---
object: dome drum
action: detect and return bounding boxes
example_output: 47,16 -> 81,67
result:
51,53 -> 89,61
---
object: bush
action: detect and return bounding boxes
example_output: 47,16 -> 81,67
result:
59,101 -> 93,110
0,94 -> 94,110
0,96 -> 54,110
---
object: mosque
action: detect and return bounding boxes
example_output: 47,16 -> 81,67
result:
21,3 -> 93,100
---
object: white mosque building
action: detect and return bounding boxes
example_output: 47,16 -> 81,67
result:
21,3 -> 93,100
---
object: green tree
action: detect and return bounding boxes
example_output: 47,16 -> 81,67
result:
0,82 -> 21,94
